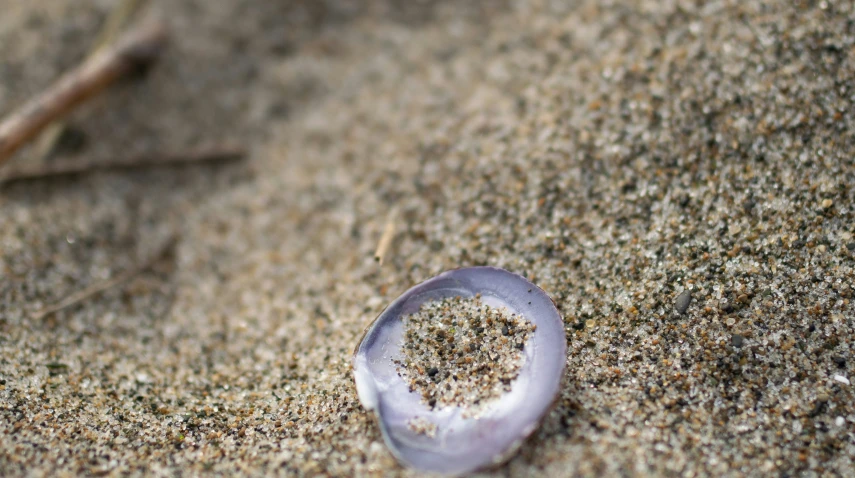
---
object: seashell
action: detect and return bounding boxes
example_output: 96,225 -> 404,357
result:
353,267 -> 566,476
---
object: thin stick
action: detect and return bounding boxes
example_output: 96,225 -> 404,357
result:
374,208 -> 398,265
0,145 -> 246,184
31,235 -> 177,321
0,19 -> 168,165
93,0 -> 152,52
33,0 -> 151,161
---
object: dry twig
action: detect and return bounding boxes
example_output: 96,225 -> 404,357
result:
0,19 -> 168,165
374,207 -> 399,265
0,145 -> 246,184
31,235 -> 177,321
34,0 -> 151,161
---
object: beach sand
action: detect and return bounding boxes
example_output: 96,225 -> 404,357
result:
1,0 -> 854,475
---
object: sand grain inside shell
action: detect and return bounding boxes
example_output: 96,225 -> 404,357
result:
394,295 -> 535,418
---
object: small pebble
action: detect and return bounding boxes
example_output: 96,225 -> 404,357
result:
731,334 -> 744,348
674,289 -> 692,315
833,375 -> 850,385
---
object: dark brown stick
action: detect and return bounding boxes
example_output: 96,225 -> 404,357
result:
31,235 -> 177,321
0,145 -> 246,184
0,20 -> 168,165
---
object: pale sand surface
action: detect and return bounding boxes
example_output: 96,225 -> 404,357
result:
2,1 -> 855,476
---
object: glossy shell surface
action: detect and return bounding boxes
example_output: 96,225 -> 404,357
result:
352,267 -> 566,476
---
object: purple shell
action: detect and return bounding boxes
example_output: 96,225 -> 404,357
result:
353,267 -> 566,476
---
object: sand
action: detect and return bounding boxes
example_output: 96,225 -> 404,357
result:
394,295 -> 533,413
1,0 -> 854,476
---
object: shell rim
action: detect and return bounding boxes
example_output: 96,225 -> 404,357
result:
351,266 -> 567,475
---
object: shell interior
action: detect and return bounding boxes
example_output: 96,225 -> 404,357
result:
353,267 -> 566,476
